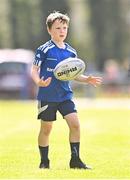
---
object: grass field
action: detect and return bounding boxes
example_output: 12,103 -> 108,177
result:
0,99 -> 130,179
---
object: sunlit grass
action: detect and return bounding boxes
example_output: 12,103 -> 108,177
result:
0,100 -> 130,179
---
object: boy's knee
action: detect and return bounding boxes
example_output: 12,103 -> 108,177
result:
71,122 -> 80,131
40,124 -> 52,136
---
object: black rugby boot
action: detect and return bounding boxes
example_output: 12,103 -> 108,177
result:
39,159 -> 50,169
70,157 -> 91,169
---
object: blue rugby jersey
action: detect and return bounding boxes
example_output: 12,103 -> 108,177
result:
33,40 -> 77,102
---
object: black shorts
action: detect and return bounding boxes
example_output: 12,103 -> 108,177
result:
37,99 -> 77,121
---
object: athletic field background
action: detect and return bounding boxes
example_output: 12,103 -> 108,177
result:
0,98 -> 130,179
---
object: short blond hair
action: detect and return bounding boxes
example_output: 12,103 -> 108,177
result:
46,11 -> 70,29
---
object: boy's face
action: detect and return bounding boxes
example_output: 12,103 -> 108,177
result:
47,19 -> 68,42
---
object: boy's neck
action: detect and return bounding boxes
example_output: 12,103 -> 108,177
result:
51,39 -> 65,49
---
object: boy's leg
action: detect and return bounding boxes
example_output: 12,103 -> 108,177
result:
64,113 -> 91,169
37,101 -> 58,169
64,112 -> 80,142
38,120 -> 53,147
38,120 -> 53,169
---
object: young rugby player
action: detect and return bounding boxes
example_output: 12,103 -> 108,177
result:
31,11 -> 102,169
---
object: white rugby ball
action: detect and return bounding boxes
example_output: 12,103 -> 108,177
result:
54,57 -> 86,81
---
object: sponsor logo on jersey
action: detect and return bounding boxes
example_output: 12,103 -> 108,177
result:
47,67 -> 54,72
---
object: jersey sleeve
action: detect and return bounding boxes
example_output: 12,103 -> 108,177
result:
33,48 -> 45,67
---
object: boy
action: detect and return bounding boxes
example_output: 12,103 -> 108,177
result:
31,11 -> 102,169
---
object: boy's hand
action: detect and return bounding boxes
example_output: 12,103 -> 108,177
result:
37,76 -> 52,87
87,76 -> 102,87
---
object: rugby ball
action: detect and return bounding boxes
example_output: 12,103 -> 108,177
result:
54,57 -> 86,81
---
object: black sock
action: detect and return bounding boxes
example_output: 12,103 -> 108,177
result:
70,142 -> 80,159
39,145 -> 49,163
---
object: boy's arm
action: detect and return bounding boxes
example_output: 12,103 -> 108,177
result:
74,74 -> 102,87
31,65 -> 52,87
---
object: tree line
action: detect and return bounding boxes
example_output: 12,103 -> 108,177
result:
0,0 -> 129,70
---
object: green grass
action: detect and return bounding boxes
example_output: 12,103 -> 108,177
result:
0,100 -> 130,179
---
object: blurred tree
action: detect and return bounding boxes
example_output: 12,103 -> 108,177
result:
88,0 -> 130,70
9,0 -> 43,49
0,0 -> 12,48
39,0 -> 70,43
8,0 -> 69,50
68,0 -> 93,63
0,0 -> 129,69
